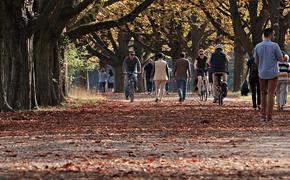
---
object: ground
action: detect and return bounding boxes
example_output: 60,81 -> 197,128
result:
0,94 -> 289,179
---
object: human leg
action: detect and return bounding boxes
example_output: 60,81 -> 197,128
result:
259,79 -> 268,119
266,78 -> 278,120
176,79 -> 183,101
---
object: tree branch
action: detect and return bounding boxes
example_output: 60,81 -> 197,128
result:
67,0 -> 155,39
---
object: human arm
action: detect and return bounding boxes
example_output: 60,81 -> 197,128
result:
122,58 -> 127,73
187,60 -> 192,79
136,57 -> 142,73
166,64 -> 169,79
275,44 -> 283,62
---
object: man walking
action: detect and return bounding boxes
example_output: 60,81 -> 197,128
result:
173,52 -> 191,102
144,58 -> 154,94
254,28 -> 283,122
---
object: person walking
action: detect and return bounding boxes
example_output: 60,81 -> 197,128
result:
276,53 -> 289,111
99,68 -> 107,93
254,28 -> 283,122
210,44 -> 229,103
173,52 -> 192,102
144,58 -> 154,95
151,53 -> 169,102
107,69 -> 115,92
244,56 -> 261,110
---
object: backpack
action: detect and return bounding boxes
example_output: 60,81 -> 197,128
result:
249,62 -> 259,81
241,80 -> 249,96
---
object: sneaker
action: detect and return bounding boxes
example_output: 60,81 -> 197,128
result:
257,106 -> 261,110
260,117 -> 267,122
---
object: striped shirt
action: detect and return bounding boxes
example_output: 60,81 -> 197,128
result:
278,61 -> 290,81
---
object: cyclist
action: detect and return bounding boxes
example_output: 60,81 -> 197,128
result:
122,50 -> 141,100
209,44 -> 229,103
194,49 -> 209,96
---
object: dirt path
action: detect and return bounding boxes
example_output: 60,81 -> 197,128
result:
0,94 -> 289,179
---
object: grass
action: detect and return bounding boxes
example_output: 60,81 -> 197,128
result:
36,88 -> 106,111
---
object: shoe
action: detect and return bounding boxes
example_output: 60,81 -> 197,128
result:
260,117 -> 267,122
178,98 -> 183,102
125,96 -> 129,100
281,105 -> 284,111
257,106 -> 261,110
277,106 -> 282,112
155,98 -> 159,102
253,107 -> 257,111
213,98 -> 218,103
267,117 -> 272,122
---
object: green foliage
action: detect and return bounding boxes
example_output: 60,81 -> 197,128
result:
65,43 -> 95,82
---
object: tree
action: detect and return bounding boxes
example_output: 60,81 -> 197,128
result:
0,0 -> 155,111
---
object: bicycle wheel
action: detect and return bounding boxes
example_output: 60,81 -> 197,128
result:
203,80 -> 208,102
218,90 -> 223,106
129,81 -> 135,102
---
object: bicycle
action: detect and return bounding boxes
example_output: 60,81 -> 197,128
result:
199,70 -> 208,102
125,72 -> 137,102
215,73 -> 227,106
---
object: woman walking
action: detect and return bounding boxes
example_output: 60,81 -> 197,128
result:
152,53 -> 169,102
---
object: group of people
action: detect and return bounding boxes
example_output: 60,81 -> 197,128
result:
122,44 -> 229,103
98,69 -> 114,93
122,28 -> 289,122
245,28 -> 289,122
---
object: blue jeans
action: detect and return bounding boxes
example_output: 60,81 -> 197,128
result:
176,78 -> 187,100
124,74 -> 138,97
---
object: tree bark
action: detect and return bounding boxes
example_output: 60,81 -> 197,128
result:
114,64 -> 124,93
233,40 -> 245,92
0,0 -> 31,111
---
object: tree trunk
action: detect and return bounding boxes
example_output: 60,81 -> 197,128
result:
233,40 -> 245,92
34,32 -> 63,106
114,64 -> 124,93
0,0 -> 31,111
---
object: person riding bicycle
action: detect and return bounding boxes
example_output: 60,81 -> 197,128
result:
209,44 -> 229,103
194,49 -> 209,96
122,50 -> 141,100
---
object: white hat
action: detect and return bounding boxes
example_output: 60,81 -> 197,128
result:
215,44 -> 223,49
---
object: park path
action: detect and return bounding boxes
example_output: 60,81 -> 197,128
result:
0,94 -> 289,179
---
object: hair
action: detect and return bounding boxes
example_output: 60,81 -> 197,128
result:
180,52 -> 186,58
129,50 -> 135,55
198,49 -> 204,54
157,52 -> 164,59
264,28 -> 274,38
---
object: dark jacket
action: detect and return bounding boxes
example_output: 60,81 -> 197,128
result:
173,58 -> 191,79
210,49 -> 228,73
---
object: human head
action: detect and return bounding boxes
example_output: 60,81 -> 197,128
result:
157,52 -> 165,59
180,52 -> 186,58
129,50 -> 136,60
198,49 -> 205,58
215,44 -> 223,51
263,28 -> 275,40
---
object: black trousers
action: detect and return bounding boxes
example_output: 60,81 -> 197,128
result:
146,76 -> 153,92
249,79 -> 261,108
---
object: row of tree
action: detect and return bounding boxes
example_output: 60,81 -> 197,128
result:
0,0 -> 289,111
81,0 -> 289,92
0,0 -> 154,111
